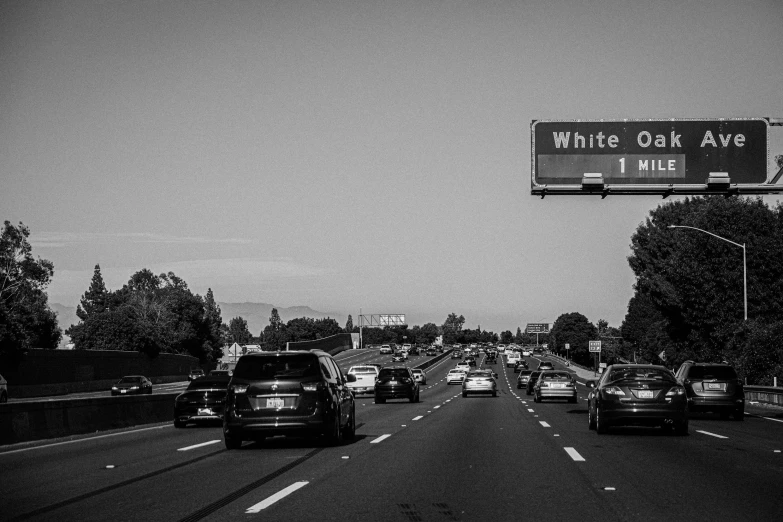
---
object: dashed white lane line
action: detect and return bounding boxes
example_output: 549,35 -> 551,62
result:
177,440 -> 221,451
527,409 -> 535,413
434,405 -> 441,409
371,434 -> 392,444
539,421 -> 551,428
246,481 -> 309,513
696,430 -> 728,439
412,416 -> 424,421
564,447 -> 585,462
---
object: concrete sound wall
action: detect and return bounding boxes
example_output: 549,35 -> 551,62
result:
1,349 -> 199,398
0,393 -> 179,445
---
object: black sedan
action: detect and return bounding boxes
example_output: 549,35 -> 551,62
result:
525,371 -> 542,395
375,366 -> 420,403
587,364 -> 688,435
174,375 -> 231,427
111,375 -> 153,395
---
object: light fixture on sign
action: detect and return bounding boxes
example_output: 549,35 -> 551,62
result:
706,171 -> 731,188
581,172 -> 604,190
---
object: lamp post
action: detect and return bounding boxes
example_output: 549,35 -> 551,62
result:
668,225 -> 747,321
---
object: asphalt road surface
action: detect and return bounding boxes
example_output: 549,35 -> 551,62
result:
2,349 -> 782,521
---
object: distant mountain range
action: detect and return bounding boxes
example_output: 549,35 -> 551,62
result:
50,302 -> 348,340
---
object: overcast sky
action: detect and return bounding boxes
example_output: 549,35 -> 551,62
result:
2,0 -> 782,332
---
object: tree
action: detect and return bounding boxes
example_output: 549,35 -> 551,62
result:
228,316 -> 252,346
263,308 -> 287,350
67,269 -> 224,361
628,196 -> 783,364
549,312 -> 597,367
0,221 -> 61,360
441,313 -> 465,344
345,315 -> 354,333
76,264 -> 109,321
501,330 -> 514,344
202,288 -> 224,361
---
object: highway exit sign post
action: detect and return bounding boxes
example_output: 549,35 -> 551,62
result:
531,118 -> 777,197
589,340 -> 602,375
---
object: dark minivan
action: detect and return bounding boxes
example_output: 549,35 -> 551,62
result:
223,350 -> 356,449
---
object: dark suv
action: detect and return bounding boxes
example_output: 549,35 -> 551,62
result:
675,361 -> 744,420
374,366 -> 420,403
223,350 -> 357,449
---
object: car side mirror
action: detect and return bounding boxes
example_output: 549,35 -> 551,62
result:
493,373 -> 498,379
346,374 -> 357,382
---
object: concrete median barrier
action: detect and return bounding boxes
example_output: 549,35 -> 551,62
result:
0,392 -> 179,445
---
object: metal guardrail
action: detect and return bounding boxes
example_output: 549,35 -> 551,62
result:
745,386 -> 783,407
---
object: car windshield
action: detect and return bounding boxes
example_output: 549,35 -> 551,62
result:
412,370 -> 422,375
119,377 -> 141,383
607,368 -> 675,384
468,372 -> 491,378
233,354 -> 320,380
378,369 -> 410,380
687,366 -> 738,380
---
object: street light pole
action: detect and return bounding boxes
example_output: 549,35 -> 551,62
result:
668,225 -> 747,321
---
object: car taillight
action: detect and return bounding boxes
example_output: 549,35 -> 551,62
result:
232,384 -> 248,394
666,386 -> 685,396
301,382 -> 320,392
603,386 -> 625,396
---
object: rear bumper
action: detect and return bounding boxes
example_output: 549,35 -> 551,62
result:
375,386 -> 415,399
346,384 -> 375,395
224,411 -> 329,438
601,401 -> 688,424
688,396 -> 744,412
538,389 -> 577,399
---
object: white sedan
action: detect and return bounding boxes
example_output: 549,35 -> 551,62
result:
412,369 -> 427,384
447,369 -> 467,384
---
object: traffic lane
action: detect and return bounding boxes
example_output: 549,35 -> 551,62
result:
8,381 -> 189,403
253,375 -> 613,521
0,422 -> 230,521
515,385 -> 783,520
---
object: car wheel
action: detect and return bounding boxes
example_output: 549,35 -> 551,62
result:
492,390 -> 497,397
462,391 -> 467,398
0,392 -> 6,403
224,433 -> 242,450
588,405 -> 596,430
569,396 -> 577,404
734,409 -> 744,421
174,419 -> 186,429
343,405 -> 356,440
374,396 -> 385,404
596,405 -> 608,434
526,389 -> 531,396
325,410 -> 344,446
674,418 -> 689,436
533,394 -> 540,403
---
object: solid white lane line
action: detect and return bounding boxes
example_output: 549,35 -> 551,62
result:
245,481 -> 309,513
177,440 -> 221,451
696,430 -> 728,439
564,447 -> 585,461
748,413 -> 783,423
539,421 -> 551,428
412,416 -> 424,421
0,424 -> 171,456
370,434 -> 391,444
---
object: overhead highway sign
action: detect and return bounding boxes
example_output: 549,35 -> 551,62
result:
531,118 -> 777,197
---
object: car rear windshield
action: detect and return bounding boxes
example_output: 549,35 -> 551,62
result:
378,369 -> 410,379
607,368 -> 675,383
542,372 -> 571,380
350,367 -> 377,374
119,377 -> 141,383
233,354 -> 320,380
686,366 -> 738,380
187,377 -> 230,390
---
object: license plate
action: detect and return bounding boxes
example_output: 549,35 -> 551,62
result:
551,383 -> 564,388
638,390 -> 654,399
707,383 -> 723,390
266,398 -> 284,409
197,408 -> 213,415
120,389 -> 127,393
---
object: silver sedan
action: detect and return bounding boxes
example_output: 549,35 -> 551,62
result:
462,370 -> 498,397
